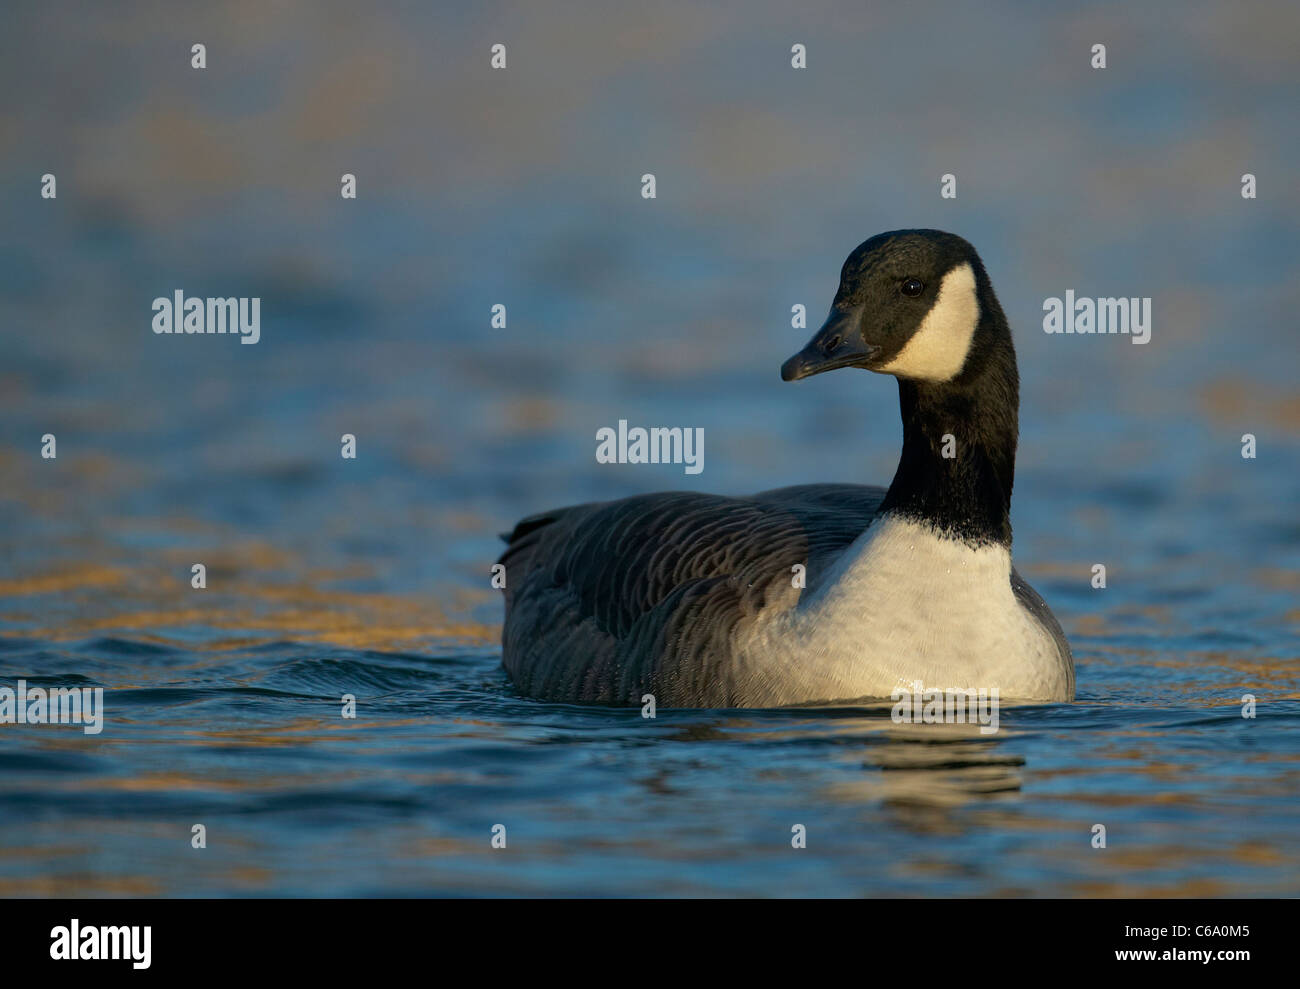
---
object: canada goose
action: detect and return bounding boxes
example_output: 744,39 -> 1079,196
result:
498,229 -> 1074,707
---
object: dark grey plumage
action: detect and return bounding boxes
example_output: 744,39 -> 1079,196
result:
499,483 -> 1069,705
499,484 -> 884,706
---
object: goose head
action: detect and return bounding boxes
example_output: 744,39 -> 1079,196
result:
781,229 -> 1004,386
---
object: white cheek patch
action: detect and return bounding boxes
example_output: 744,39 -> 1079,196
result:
877,262 -> 980,382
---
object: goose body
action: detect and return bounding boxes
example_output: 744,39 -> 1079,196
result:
499,230 -> 1074,707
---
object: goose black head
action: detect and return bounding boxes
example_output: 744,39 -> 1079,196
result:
781,229 -> 1004,385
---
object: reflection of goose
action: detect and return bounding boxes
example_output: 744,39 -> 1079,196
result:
832,729 -> 1028,813
500,230 -> 1074,706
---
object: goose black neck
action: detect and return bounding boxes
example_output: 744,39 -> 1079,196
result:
878,301 -> 1019,547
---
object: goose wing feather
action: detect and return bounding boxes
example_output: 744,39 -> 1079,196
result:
499,484 -> 886,705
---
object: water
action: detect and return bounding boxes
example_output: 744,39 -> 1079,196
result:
1,0 -> 1298,896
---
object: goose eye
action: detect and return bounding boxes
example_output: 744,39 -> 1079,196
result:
901,278 -> 924,297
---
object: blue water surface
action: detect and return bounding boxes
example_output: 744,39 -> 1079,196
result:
1,0 -> 1298,896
